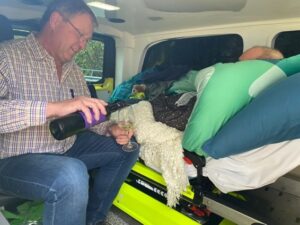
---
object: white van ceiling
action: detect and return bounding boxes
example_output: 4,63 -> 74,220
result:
143,0 -> 246,12
1,0 -> 300,35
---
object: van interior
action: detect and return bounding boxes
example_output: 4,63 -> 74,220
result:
1,0 -> 300,225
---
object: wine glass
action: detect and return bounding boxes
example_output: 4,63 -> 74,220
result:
118,106 -> 139,152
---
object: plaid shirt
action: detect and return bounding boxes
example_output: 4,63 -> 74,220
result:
0,33 -> 109,159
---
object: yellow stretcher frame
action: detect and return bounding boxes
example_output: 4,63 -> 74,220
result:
113,162 -> 236,225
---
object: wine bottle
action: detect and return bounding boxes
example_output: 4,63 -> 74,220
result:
49,109 -> 107,140
49,101 -> 130,140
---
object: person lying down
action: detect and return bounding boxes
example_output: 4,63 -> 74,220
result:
110,99 -> 300,206
110,46 -> 300,205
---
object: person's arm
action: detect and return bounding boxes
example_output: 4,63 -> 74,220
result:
0,98 -> 47,134
0,93 -> 108,134
0,52 -> 48,133
46,96 -> 107,122
0,59 -> 107,134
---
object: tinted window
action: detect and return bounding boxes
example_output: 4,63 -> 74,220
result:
143,34 -> 243,71
75,34 -> 115,84
75,39 -> 105,83
274,31 -> 300,57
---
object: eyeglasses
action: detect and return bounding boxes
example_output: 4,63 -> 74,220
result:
59,13 -> 91,44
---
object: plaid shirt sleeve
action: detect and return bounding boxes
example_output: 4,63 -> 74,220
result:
0,48 -> 47,134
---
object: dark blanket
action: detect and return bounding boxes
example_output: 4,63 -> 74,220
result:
150,94 -> 196,131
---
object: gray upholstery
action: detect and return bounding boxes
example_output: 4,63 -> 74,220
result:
0,14 -> 18,210
0,15 -> 13,42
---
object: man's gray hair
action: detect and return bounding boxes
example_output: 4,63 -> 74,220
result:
40,0 -> 98,29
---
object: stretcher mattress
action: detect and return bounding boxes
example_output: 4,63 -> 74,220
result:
203,139 -> 300,193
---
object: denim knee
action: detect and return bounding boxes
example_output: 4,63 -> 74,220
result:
45,158 -> 89,205
125,146 -> 140,165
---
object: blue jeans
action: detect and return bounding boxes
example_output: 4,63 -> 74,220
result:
0,131 -> 139,225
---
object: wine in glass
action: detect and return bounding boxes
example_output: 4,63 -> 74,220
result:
118,106 -> 139,152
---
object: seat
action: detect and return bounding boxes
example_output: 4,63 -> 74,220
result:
0,14 -> 20,211
0,14 -> 14,42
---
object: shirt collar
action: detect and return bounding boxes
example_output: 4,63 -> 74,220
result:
26,32 -> 75,69
26,33 -> 50,61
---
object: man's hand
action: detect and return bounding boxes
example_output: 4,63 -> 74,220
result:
46,96 -> 107,123
108,124 -> 134,145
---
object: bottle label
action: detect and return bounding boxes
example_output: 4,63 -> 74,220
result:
79,109 -> 106,128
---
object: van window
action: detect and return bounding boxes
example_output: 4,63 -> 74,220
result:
75,39 -> 105,83
274,31 -> 300,57
142,34 -> 243,71
75,34 -> 115,84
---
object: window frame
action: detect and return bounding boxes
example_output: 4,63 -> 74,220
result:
274,30 -> 300,58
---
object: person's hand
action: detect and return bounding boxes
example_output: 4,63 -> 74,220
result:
47,96 -> 107,123
108,123 -> 134,145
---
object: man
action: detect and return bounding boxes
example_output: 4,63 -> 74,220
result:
0,0 -> 139,225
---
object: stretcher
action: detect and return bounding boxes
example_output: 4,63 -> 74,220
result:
113,161 -> 269,225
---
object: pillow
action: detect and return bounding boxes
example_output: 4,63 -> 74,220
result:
203,72 -> 300,158
167,67 -> 215,95
166,70 -> 198,94
182,54 -> 300,156
276,54 -> 300,75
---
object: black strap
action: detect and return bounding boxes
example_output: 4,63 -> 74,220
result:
183,151 -> 206,205
183,151 -> 206,180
